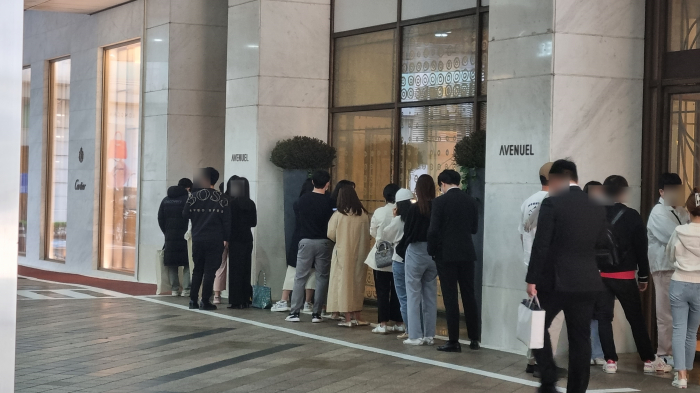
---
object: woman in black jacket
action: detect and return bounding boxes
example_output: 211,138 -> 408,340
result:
226,176 -> 258,308
157,182 -> 191,296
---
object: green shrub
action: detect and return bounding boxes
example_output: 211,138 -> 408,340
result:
454,129 -> 486,169
270,136 -> 336,170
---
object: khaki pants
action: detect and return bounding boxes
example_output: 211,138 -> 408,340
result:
653,270 -> 674,356
528,311 -> 565,363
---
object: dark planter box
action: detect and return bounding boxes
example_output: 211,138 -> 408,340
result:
282,169 -> 309,255
467,168 -> 485,315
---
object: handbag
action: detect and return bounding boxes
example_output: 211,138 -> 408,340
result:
596,208 -> 627,270
375,240 -> 394,268
155,248 -> 171,295
252,271 -> 272,309
516,296 -> 546,349
108,131 -> 128,159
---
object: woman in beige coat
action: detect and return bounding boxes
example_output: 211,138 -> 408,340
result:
326,186 -> 371,327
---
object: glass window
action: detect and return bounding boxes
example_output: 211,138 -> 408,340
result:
481,13 -> 489,95
669,92 -> 700,195
46,59 -> 70,262
401,17 -> 477,103
334,30 -> 396,107
668,0 -> 700,52
19,68 -> 30,255
101,42 -> 141,273
333,110 -> 394,213
401,104 -> 473,190
402,0 -> 476,20
334,0 -> 397,32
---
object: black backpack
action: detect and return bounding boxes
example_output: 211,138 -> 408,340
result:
596,207 -> 627,270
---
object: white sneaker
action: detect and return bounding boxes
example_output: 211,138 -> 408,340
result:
301,302 -> 313,314
422,337 -> 434,346
171,291 -> 180,297
403,338 -> 424,346
311,313 -> 323,323
645,356 -> 672,373
604,360 -> 617,374
372,325 -> 389,334
285,313 -> 300,322
181,290 -> 190,297
593,358 -> 606,366
393,324 -> 406,333
673,373 -> 688,389
271,300 -> 290,312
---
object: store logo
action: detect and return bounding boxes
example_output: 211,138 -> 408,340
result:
74,179 -> 86,190
231,154 -> 249,162
78,147 -> 84,163
499,144 -> 534,156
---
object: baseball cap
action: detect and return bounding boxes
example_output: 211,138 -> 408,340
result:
395,188 -> 414,203
539,162 -> 554,180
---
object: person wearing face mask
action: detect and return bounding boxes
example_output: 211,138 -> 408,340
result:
647,173 -> 690,366
226,176 -> 257,309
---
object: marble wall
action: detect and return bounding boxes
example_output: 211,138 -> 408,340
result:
225,0 -> 330,298
483,0 -> 644,354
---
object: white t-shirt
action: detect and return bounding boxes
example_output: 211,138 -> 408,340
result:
518,190 -> 548,265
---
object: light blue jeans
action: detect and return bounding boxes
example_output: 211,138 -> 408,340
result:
590,320 -> 604,360
670,280 -> 700,371
405,242 -> 437,340
392,261 -> 409,330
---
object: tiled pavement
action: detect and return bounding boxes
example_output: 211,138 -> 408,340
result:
15,277 -> 700,392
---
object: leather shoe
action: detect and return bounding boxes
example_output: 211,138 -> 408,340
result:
189,300 -> 198,309
469,340 -> 480,350
437,342 -> 462,353
227,304 -> 245,309
538,385 -> 557,393
525,364 -> 536,374
199,301 -> 217,311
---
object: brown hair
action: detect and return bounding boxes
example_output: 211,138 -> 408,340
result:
337,186 -> 367,216
415,174 -> 436,217
685,188 -> 700,217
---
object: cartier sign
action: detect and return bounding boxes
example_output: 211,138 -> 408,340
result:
74,180 -> 86,190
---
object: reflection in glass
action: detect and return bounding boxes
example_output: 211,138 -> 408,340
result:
480,101 -> 487,131
332,110 -> 394,213
101,42 -> 141,272
401,104 -> 473,191
19,68 -> 30,255
334,30 -> 396,107
669,92 -> 700,195
401,16 -> 476,103
481,13 -> 489,95
47,59 -> 70,261
668,0 -> 700,52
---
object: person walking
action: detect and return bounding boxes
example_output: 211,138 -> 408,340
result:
383,188 -> 414,339
271,179 -> 316,313
183,167 -> 231,310
648,173 -> 690,366
226,176 -> 257,309
157,179 -> 192,297
426,169 -> 480,352
666,189 -> 700,389
364,183 -> 404,334
398,175 -> 438,346
595,175 -> 670,374
286,170 -> 334,323
526,159 -> 607,393
327,186 -> 372,326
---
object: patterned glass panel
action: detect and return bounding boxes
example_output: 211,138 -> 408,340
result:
401,16 -> 477,102
669,92 -> 700,195
481,13 -> 489,95
400,103 -> 473,191
480,101 -> 487,131
19,68 -> 30,255
334,30 -> 396,107
668,0 -> 700,52
332,110 -> 394,213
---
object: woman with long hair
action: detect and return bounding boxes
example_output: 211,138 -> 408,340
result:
330,180 -> 356,209
213,176 -> 239,303
226,176 -> 257,309
326,186 -> 371,326
397,174 -> 438,345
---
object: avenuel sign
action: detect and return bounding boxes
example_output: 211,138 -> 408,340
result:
231,154 -> 249,162
499,144 -> 534,156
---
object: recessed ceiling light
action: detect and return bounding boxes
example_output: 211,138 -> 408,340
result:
154,38 -> 162,42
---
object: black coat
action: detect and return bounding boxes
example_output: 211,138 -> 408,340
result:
229,197 -> 257,243
526,186 -> 607,293
427,188 -> 479,262
600,203 -> 651,282
158,186 -> 189,267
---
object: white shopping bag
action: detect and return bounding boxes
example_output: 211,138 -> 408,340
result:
155,249 -> 171,295
517,296 -> 546,349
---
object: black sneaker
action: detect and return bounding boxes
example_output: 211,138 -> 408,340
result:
311,313 -> 323,323
189,300 -> 198,309
199,301 -> 217,311
285,313 -> 300,322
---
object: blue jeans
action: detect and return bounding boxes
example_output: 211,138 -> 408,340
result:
670,280 -> 700,371
392,261 -> 408,330
590,320 -> 604,360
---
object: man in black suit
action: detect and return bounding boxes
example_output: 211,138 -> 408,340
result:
427,169 -> 481,352
526,160 -> 606,393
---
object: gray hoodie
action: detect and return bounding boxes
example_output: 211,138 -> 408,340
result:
666,222 -> 700,283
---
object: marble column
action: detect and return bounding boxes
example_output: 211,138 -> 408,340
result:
483,0 -> 643,354
225,0 -> 330,298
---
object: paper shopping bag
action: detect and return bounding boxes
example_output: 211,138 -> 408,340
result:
155,249 -> 171,295
516,296 -> 546,349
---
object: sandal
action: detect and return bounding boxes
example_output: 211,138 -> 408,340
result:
338,321 -> 353,327
213,296 -> 221,304
351,320 -> 369,326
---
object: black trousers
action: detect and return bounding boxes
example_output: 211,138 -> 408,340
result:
228,241 -> 253,306
534,291 -> 598,393
374,270 -> 402,323
595,278 -> 654,362
191,241 -> 224,304
435,259 -> 481,342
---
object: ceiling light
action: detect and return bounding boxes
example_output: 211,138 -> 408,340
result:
154,38 -> 162,42
247,44 -> 259,48
434,33 -> 448,37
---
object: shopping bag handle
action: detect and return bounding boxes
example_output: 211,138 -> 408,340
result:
525,296 -> 541,310
256,270 -> 266,286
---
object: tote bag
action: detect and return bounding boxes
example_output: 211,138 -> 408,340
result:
155,249 -> 171,295
516,296 -> 546,349
252,271 -> 272,309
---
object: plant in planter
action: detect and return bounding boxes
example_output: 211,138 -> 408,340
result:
270,136 -> 336,260
453,129 -> 486,192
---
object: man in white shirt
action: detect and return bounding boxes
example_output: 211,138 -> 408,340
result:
520,162 -> 566,376
647,173 -> 690,365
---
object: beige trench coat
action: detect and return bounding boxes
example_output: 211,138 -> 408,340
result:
326,211 -> 371,313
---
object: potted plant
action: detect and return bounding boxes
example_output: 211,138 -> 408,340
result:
270,136 -> 336,255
